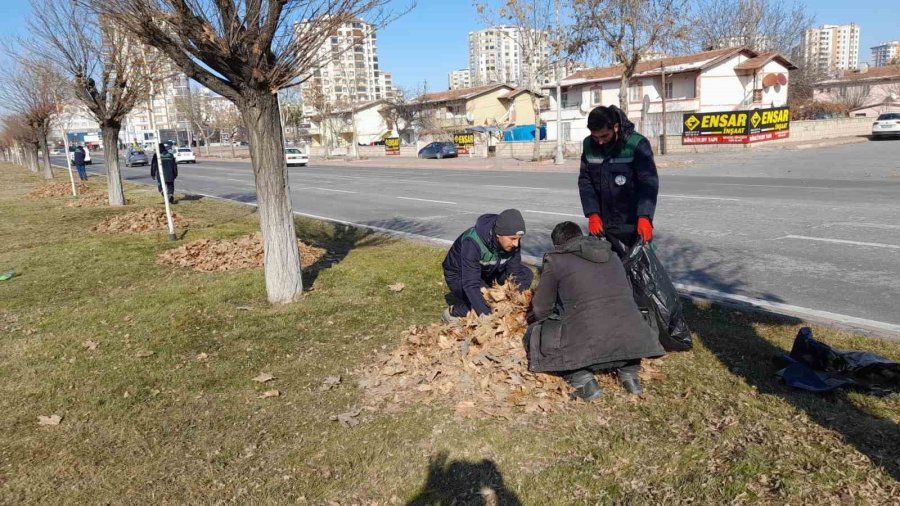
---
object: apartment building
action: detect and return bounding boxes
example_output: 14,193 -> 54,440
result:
467,26 -> 553,88
448,69 -> 472,90
799,24 -> 860,76
871,41 -> 900,67
300,19 -> 394,116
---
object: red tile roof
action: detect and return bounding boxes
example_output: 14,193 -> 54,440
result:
417,84 -> 512,104
565,47 -> 747,83
733,51 -> 798,71
825,64 -> 900,83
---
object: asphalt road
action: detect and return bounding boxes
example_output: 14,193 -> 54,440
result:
53,140 -> 900,332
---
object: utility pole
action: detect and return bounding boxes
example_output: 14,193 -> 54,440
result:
52,92 -> 78,197
141,46 -> 177,241
660,61 -> 668,155
553,0 -> 564,165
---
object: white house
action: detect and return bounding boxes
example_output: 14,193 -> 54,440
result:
307,100 -> 392,147
541,47 -> 797,142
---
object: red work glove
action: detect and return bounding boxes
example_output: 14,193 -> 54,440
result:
588,213 -> 603,236
637,216 -> 653,242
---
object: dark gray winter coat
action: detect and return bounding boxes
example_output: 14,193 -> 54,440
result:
526,235 -> 664,373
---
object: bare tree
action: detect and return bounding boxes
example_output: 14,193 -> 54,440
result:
691,0 -> 814,54
27,0 -> 157,205
476,0 -> 558,161
88,0 -> 407,303
1,114 -> 40,172
384,87 -> 426,144
835,84 -> 871,112
0,57 -> 63,180
569,0 -> 690,114
173,87 -> 214,155
211,106 -> 244,158
278,87 -> 306,145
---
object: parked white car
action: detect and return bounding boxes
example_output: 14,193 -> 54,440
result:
50,148 -> 65,155
174,147 -> 197,164
284,147 -> 308,166
871,113 -> 900,139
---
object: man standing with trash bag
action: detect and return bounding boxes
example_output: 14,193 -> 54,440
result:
578,105 -> 658,248
73,145 -> 88,181
150,143 -> 178,204
441,209 -> 534,323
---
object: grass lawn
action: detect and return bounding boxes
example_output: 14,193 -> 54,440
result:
0,165 -> 897,504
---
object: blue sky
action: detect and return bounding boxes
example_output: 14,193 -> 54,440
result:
2,0 -> 896,91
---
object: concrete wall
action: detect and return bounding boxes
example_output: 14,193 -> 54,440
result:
309,145 -> 419,158
665,117 -> 873,153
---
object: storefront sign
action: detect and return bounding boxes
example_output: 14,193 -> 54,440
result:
453,132 -> 475,155
384,137 -> 400,155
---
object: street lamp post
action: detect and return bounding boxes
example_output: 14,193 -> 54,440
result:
553,0 -> 564,165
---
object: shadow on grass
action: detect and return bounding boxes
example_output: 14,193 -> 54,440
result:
661,236 -> 900,480
406,452 -> 522,506
295,221 -> 398,290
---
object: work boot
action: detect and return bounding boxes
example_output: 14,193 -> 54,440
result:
617,368 -> 644,396
169,195 -> 176,205
565,370 -> 602,402
441,306 -> 460,325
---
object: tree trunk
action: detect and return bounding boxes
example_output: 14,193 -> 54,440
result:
28,144 -> 40,172
349,110 -> 359,159
40,135 -> 54,180
230,136 -> 236,158
241,91 -> 303,303
619,74 -> 629,114
531,94 -> 541,161
102,124 -> 126,206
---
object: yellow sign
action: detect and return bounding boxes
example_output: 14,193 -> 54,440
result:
750,111 -> 762,129
685,115 -> 700,131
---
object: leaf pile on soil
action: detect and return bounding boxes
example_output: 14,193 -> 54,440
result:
66,193 -> 131,208
357,281 -> 666,420
156,233 -> 326,272
26,182 -> 92,199
93,208 -> 185,233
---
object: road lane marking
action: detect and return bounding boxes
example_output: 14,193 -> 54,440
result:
226,178 -> 246,183
396,196 -> 457,205
659,194 -> 741,201
781,235 -> 900,250
819,222 -> 900,231
524,210 -> 583,217
487,184 -> 555,191
703,182 -> 835,190
311,187 -> 356,194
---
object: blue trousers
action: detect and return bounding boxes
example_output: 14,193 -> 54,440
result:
75,164 -> 87,180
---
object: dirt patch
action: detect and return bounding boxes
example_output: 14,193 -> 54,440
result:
358,281 -> 665,420
156,233 -> 326,272
26,183 -> 92,199
93,208 -> 185,233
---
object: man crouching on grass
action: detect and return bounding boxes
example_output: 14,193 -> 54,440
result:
441,209 -> 534,323
525,221 -> 664,400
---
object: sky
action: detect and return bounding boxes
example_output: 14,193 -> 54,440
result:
1,0 -> 897,92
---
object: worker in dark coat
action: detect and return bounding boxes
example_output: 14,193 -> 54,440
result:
525,221 -> 664,400
72,145 -> 87,181
150,143 -> 178,204
441,209 -> 534,322
578,105 -> 659,249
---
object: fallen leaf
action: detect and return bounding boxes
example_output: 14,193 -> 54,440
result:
38,414 -> 62,426
259,390 -> 280,399
134,350 -> 155,358
454,401 -> 476,417
319,376 -> 342,391
252,372 -> 275,383
387,282 -> 405,293
196,352 -> 208,361
81,340 -> 99,351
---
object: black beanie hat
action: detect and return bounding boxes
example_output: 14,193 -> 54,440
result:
494,209 -> 526,237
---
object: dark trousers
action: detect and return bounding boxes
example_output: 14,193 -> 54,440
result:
75,164 -> 87,181
561,359 -> 641,388
447,279 -> 489,317
157,181 -> 175,199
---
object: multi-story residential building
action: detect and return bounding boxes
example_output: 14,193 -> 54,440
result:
121,62 -> 195,147
871,41 -> 900,67
799,24 -> 860,76
300,19 -> 394,116
379,72 -> 397,100
468,26 -> 553,88
448,69 -> 472,90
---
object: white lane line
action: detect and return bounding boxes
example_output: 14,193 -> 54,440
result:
675,284 -> 900,336
487,184 -> 553,191
311,187 -> 356,194
781,235 -> 900,250
524,209 -> 584,218
660,194 -> 741,202
703,182 -> 835,190
226,178 -> 247,183
819,222 -> 900,231
396,196 -> 457,205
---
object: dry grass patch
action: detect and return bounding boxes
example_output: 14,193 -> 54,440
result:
156,232 -> 326,272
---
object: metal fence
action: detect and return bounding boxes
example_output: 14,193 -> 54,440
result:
635,112 -> 684,151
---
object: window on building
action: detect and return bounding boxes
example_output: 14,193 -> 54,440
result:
561,90 -> 569,108
629,82 -> 642,103
591,87 -> 602,105
664,81 -> 673,99
560,121 -> 572,142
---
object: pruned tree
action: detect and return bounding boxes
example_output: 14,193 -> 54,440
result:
691,0 -> 814,54
834,84 -> 871,112
2,114 -> 40,172
278,87 -> 306,145
27,0 -> 157,205
173,87 -> 214,155
384,87 -> 426,144
0,57 -> 63,180
569,0 -> 690,114
211,105 -> 244,158
476,0 -> 558,160
88,0 -> 408,303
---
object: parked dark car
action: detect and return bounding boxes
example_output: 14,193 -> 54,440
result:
418,141 -> 458,159
124,148 -> 149,167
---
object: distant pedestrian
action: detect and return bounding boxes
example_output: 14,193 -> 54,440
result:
578,105 -> 659,249
150,143 -> 178,204
73,145 -> 87,181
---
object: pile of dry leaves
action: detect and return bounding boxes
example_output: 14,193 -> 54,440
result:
26,182 -> 92,199
93,208 -> 185,233
357,281 -> 665,420
156,233 -> 326,272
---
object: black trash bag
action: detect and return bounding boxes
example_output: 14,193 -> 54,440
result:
608,236 -> 692,352
776,327 -> 900,391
